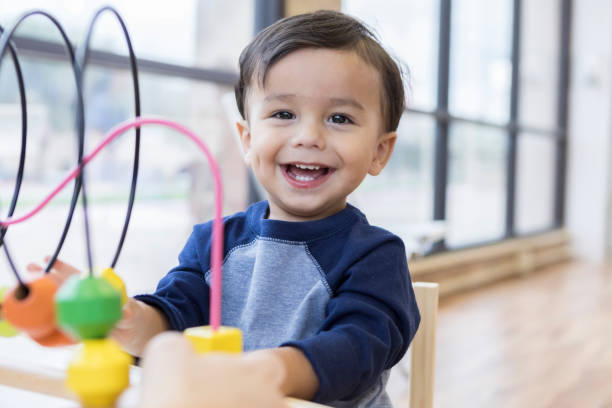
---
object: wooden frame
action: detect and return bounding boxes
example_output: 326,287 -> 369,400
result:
0,358 -> 70,400
408,282 -> 439,408
0,347 -> 329,407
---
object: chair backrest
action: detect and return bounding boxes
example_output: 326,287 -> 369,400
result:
409,282 -> 439,408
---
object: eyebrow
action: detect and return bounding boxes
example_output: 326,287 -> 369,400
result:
263,93 -> 297,103
263,94 -> 365,111
329,97 -> 365,111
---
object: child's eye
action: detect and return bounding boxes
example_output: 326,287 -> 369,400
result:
272,111 -> 295,120
328,114 -> 353,125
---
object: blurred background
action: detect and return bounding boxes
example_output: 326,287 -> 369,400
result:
0,0 -> 578,287
0,0 -> 610,406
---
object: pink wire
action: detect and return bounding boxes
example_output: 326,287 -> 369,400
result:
0,117 -> 224,330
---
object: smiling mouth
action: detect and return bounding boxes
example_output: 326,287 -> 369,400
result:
282,163 -> 334,188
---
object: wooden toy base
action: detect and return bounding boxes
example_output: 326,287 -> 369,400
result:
0,335 -> 329,407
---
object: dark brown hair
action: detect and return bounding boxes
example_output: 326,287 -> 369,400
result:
234,10 -> 406,132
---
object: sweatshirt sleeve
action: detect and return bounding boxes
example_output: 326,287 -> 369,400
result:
134,227 -> 210,331
281,238 -> 420,403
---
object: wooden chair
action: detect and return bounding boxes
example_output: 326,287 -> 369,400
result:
392,282 -> 439,408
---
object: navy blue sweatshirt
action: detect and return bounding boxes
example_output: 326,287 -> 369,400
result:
136,201 -> 420,407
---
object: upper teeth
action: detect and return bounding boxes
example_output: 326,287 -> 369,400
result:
295,164 -> 320,170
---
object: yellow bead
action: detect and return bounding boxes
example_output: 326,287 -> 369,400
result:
100,267 -> 128,306
184,326 -> 243,354
66,339 -> 133,407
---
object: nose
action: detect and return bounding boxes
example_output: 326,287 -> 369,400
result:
291,119 -> 326,150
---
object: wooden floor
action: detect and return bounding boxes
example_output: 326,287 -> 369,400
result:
418,261 -> 612,408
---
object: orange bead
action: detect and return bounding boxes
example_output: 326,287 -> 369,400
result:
34,327 -> 76,347
3,276 -> 75,346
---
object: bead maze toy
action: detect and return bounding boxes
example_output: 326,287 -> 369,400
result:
0,7 -> 242,407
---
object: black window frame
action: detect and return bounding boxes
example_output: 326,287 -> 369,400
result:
428,0 -> 572,252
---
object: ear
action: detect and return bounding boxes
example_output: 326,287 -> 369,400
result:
368,131 -> 397,176
236,120 -> 252,165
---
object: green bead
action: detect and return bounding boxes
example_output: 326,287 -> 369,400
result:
55,276 -> 122,340
0,286 -> 19,337
0,321 -> 19,337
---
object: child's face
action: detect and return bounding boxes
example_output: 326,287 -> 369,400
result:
237,48 -> 397,222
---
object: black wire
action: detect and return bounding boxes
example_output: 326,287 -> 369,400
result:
0,197 -> 26,288
77,6 -> 141,271
0,235 -> 24,287
79,163 -> 94,276
1,240 -> 26,292
0,11 -> 89,276
0,25 -> 28,286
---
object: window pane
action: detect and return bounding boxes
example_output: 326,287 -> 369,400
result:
350,113 -> 434,240
446,123 -> 507,245
519,0 -> 560,128
449,0 -> 513,123
0,55 -> 247,293
342,0 -> 439,110
0,0 -> 253,70
516,133 -> 555,233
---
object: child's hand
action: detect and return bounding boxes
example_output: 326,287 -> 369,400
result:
26,257 -> 165,356
140,332 -> 289,408
26,256 -> 81,286
110,298 -> 169,357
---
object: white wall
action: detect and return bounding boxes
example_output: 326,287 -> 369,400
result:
566,0 -> 612,261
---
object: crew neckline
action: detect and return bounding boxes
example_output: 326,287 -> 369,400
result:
246,201 -> 363,242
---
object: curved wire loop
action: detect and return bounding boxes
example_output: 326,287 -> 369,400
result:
0,26 -> 29,286
0,10 -> 88,275
0,7 -> 143,277
76,6 -> 142,270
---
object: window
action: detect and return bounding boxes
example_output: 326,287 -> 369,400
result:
515,134 -> 556,234
519,0 -> 560,129
343,0 -> 439,110
449,0 -> 513,124
446,124 -> 507,245
0,0 -> 253,70
351,113 -> 435,242
344,0 -> 569,249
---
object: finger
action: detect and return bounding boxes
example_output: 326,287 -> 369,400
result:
26,263 -> 44,273
140,333 -> 194,408
113,317 -> 132,331
270,398 -> 291,408
47,273 -> 66,286
244,396 -> 289,408
143,332 -> 193,365
244,351 -> 285,386
47,258 -> 81,276
26,263 -> 63,285
109,327 -> 131,345
113,301 -> 134,330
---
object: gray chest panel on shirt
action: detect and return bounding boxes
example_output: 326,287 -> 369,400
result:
205,237 -> 331,350
205,237 -> 394,407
